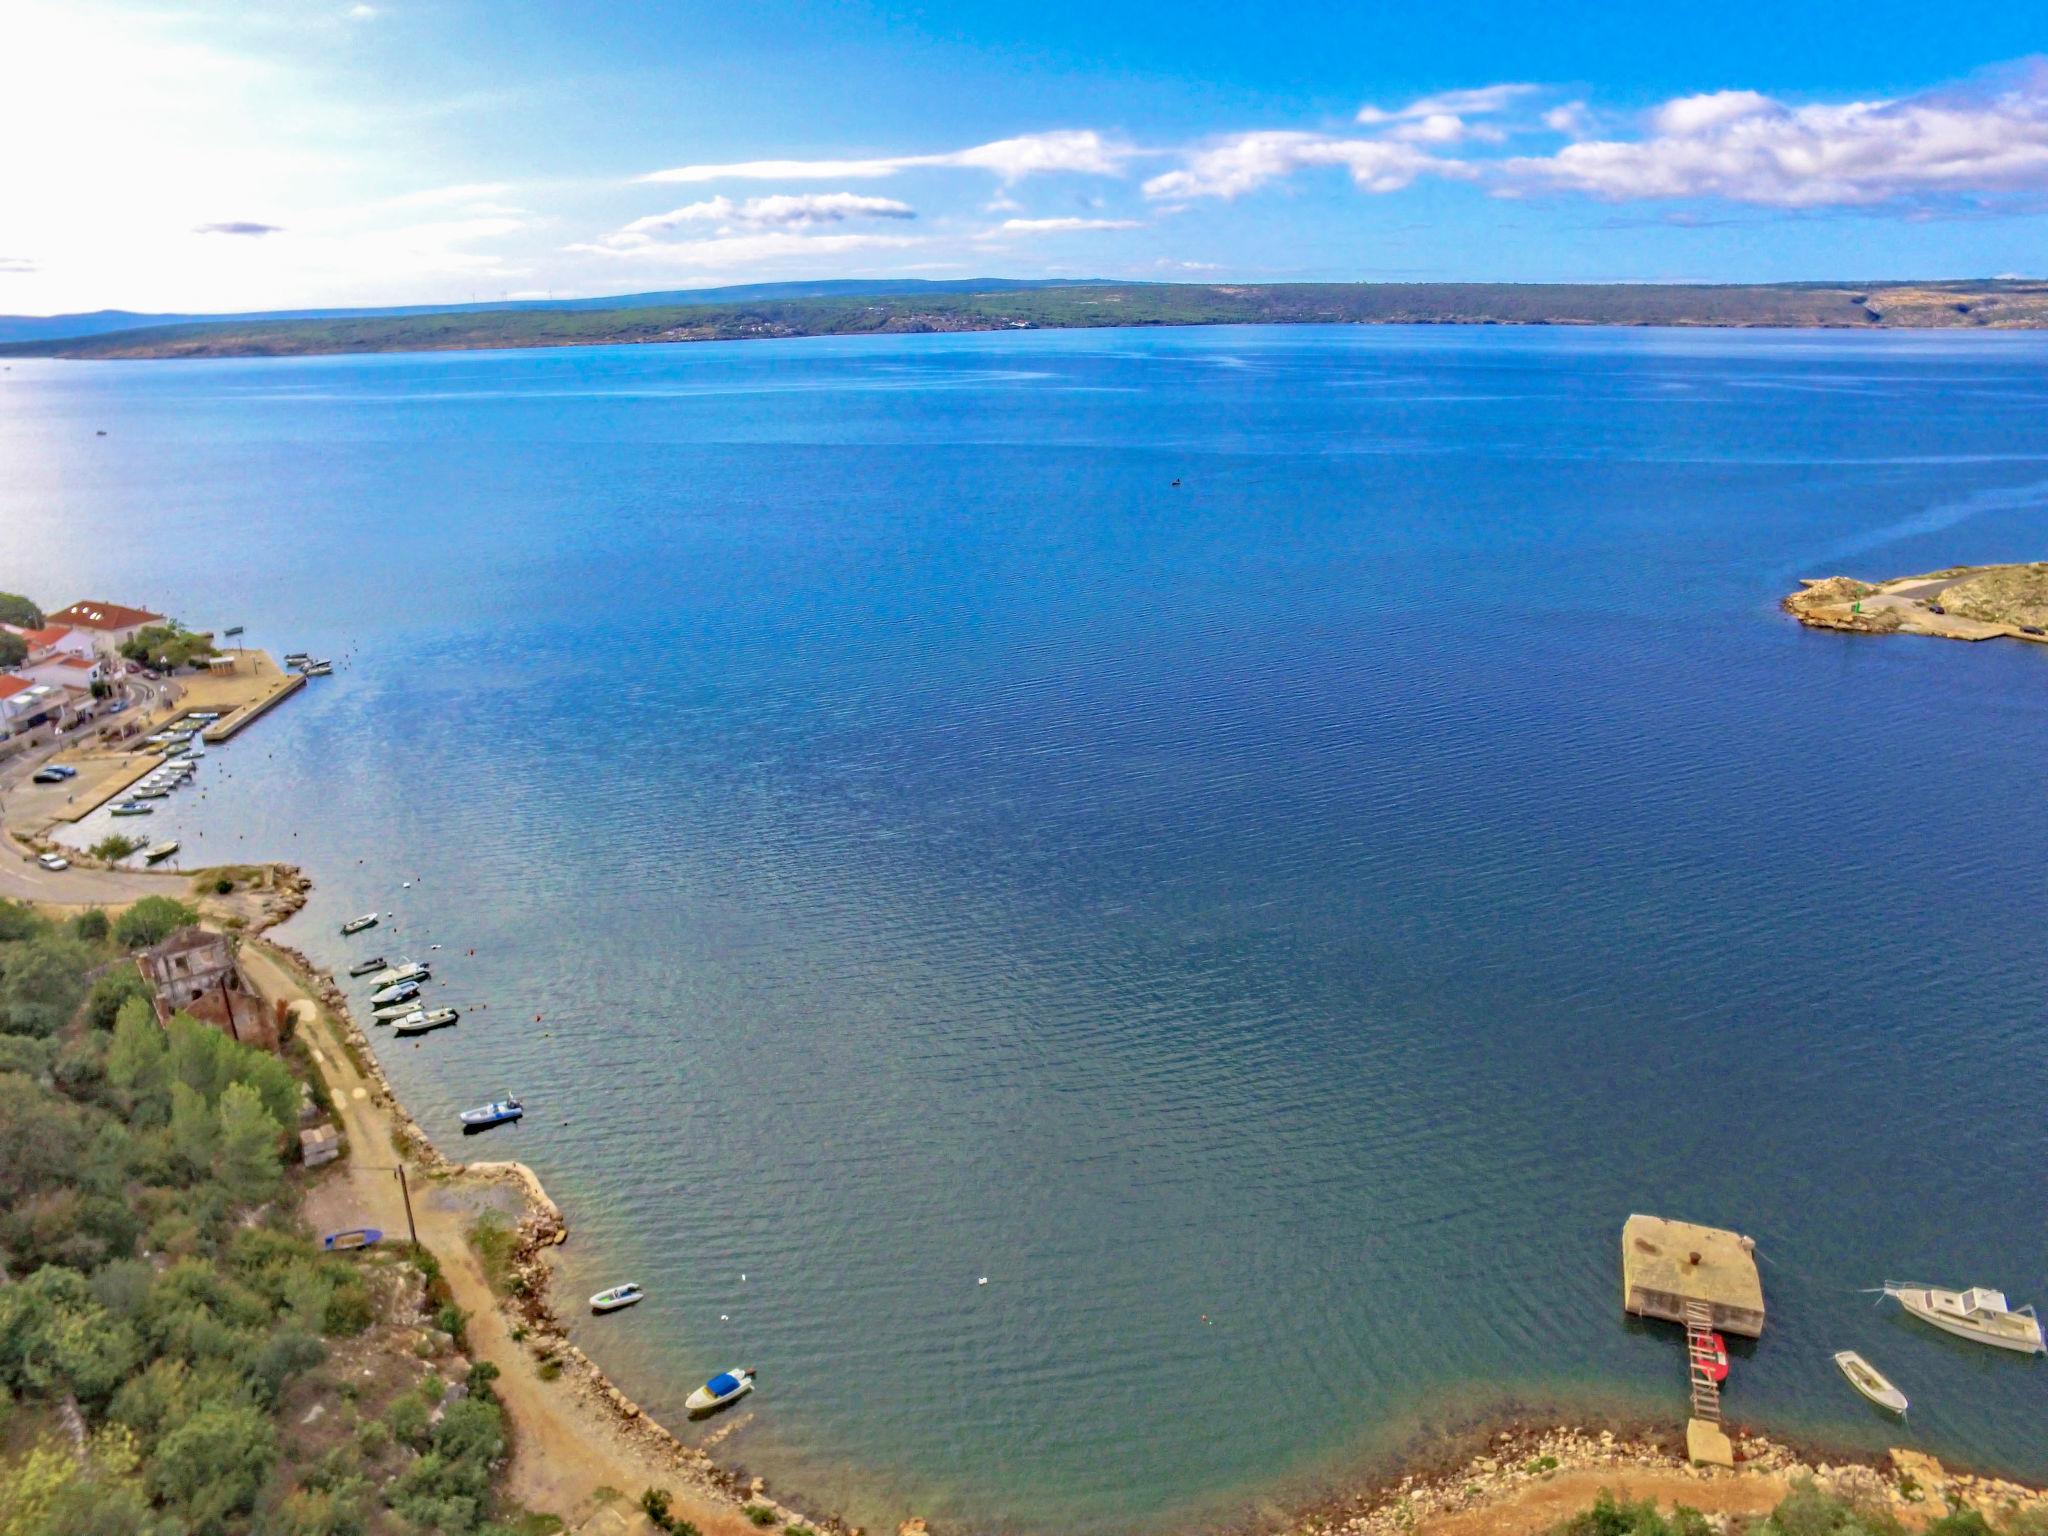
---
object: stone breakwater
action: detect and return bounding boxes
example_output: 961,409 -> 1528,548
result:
1285,1425 -> 2048,1536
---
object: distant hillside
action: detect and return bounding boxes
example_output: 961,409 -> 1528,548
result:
7,280 -> 2047,360
0,277 -> 1127,345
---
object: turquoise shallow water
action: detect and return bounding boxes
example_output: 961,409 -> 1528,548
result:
5,325 -> 2048,1533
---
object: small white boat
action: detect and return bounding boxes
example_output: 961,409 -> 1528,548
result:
392,1007 -> 458,1037
143,840 -> 179,863
342,913 -> 379,935
1833,1351 -> 1907,1414
368,979 -> 421,1008
132,784 -> 170,799
1881,1282 -> 2046,1354
301,660 -> 333,677
367,961 -> 430,988
685,1367 -> 755,1413
371,999 -> 420,1023
590,1283 -> 644,1314
110,801 -> 153,816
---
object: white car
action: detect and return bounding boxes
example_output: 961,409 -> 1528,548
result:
36,853 -> 70,871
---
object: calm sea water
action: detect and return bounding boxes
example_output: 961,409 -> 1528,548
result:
6,326 -> 2047,1533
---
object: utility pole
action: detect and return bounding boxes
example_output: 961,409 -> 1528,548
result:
395,1165 -> 420,1248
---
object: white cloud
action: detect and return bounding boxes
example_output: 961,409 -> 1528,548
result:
596,192 -> 917,255
346,3 -> 377,19
1356,84 -> 1537,124
1509,72 -> 2048,206
1542,101 -> 1591,137
1143,132 -> 1471,200
995,216 -> 1142,232
640,129 -> 1128,185
568,230 -> 925,267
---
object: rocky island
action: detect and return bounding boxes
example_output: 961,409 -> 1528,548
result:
1783,563 -> 2048,643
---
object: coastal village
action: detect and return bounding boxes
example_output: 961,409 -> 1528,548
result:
12,593 -> 2048,1536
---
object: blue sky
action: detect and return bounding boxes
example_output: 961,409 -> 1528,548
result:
5,0 -> 2048,312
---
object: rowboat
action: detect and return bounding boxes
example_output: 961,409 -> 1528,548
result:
591,1283 -> 645,1314
685,1367 -> 755,1413
322,1228 -> 383,1252
1833,1351 -> 1907,1414
143,840 -> 179,863
110,801 -> 153,816
369,980 -> 420,1008
459,1097 -> 523,1132
348,956 -> 388,977
342,913 -> 379,935
1881,1282 -> 2045,1354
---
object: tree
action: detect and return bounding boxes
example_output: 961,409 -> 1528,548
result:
0,937 -> 95,1036
119,625 -> 215,672
112,897 -> 198,950
0,591 -> 42,628
215,1082 -> 281,1206
0,1265 -> 140,1408
88,834 -> 143,862
71,908 -> 111,943
85,966 -> 151,1028
108,997 -> 170,1117
169,1081 -> 217,1177
144,1400 -> 278,1533
0,630 -> 25,669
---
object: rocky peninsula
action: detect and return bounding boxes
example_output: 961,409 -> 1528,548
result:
1783,562 -> 2048,642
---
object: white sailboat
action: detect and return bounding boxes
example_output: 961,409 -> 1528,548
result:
1881,1283 -> 2045,1354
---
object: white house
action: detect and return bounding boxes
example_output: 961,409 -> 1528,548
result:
19,652 -> 104,690
42,601 -> 165,658
0,676 -> 65,740
6,624 -> 99,663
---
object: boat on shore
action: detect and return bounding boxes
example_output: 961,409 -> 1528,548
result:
367,961 -> 430,988
369,979 -> 421,1008
392,1007 -> 459,1037
590,1283 -> 644,1314
1834,1351 -> 1907,1414
347,956 -> 387,977
459,1097 -> 523,1132
686,1367 -> 755,1413
342,913 -> 379,935
322,1228 -> 382,1252
143,840 -> 179,863
1880,1283 -> 2046,1354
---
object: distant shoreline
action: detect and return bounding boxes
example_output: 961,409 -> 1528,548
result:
1783,563 -> 2048,644
7,278 -> 2048,361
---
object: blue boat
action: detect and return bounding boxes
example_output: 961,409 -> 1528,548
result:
460,1097 -> 523,1132
322,1227 -> 382,1251
686,1367 -> 755,1413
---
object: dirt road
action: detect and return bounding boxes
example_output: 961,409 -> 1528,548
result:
240,943 -> 763,1536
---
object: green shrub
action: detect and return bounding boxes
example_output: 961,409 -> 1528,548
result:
0,936 -> 96,1036
71,908 -> 111,942
89,834 -> 144,862
113,896 -> 200,950
743,1506 -> 779,1527
85,966 -> 152,1028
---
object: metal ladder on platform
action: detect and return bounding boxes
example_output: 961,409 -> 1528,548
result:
1684,1300 -> 1721,1422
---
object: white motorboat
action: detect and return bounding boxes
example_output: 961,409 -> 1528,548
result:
459,1097 -> 523,1132
1881,1283 -> 2045,1354
368,979 -> 421,1008
1833,1351 -> 1907,1414
685,1367 -> 755,1413
590,1283 -> 644,1314
367,961 -> 430,988
342,913 -> 379,935
143,840 -> 179,863
392,1007 -> 458,1037
371,999 -> 420,1023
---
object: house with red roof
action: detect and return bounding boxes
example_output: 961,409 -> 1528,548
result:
0,674 -> 65,741
19,651 -> 105,690
9,624 -> 99,663
44,600 -> 165,657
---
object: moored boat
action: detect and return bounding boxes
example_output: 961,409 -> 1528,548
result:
459,1097 -> 523,1132
143,840 -> 179,863
342,912 -> 379,935
1881,1282 -> 2045,1354
393,1007 -> 458,1037
1833,1351 -> 1907,1414
685,1367 -> 755,1413
111,801 -> 153,816
590,1283 -> 644,1314
367,961 -> 430,988
348,956 -> 388,977
369,979 -> 421,1008
371,1000 -> 420,1023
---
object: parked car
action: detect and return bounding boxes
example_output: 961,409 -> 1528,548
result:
1927,603 -> 1946,615
2022,625 -> 2045,636
31,765 -> 78,784
36,853 -> 69,871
